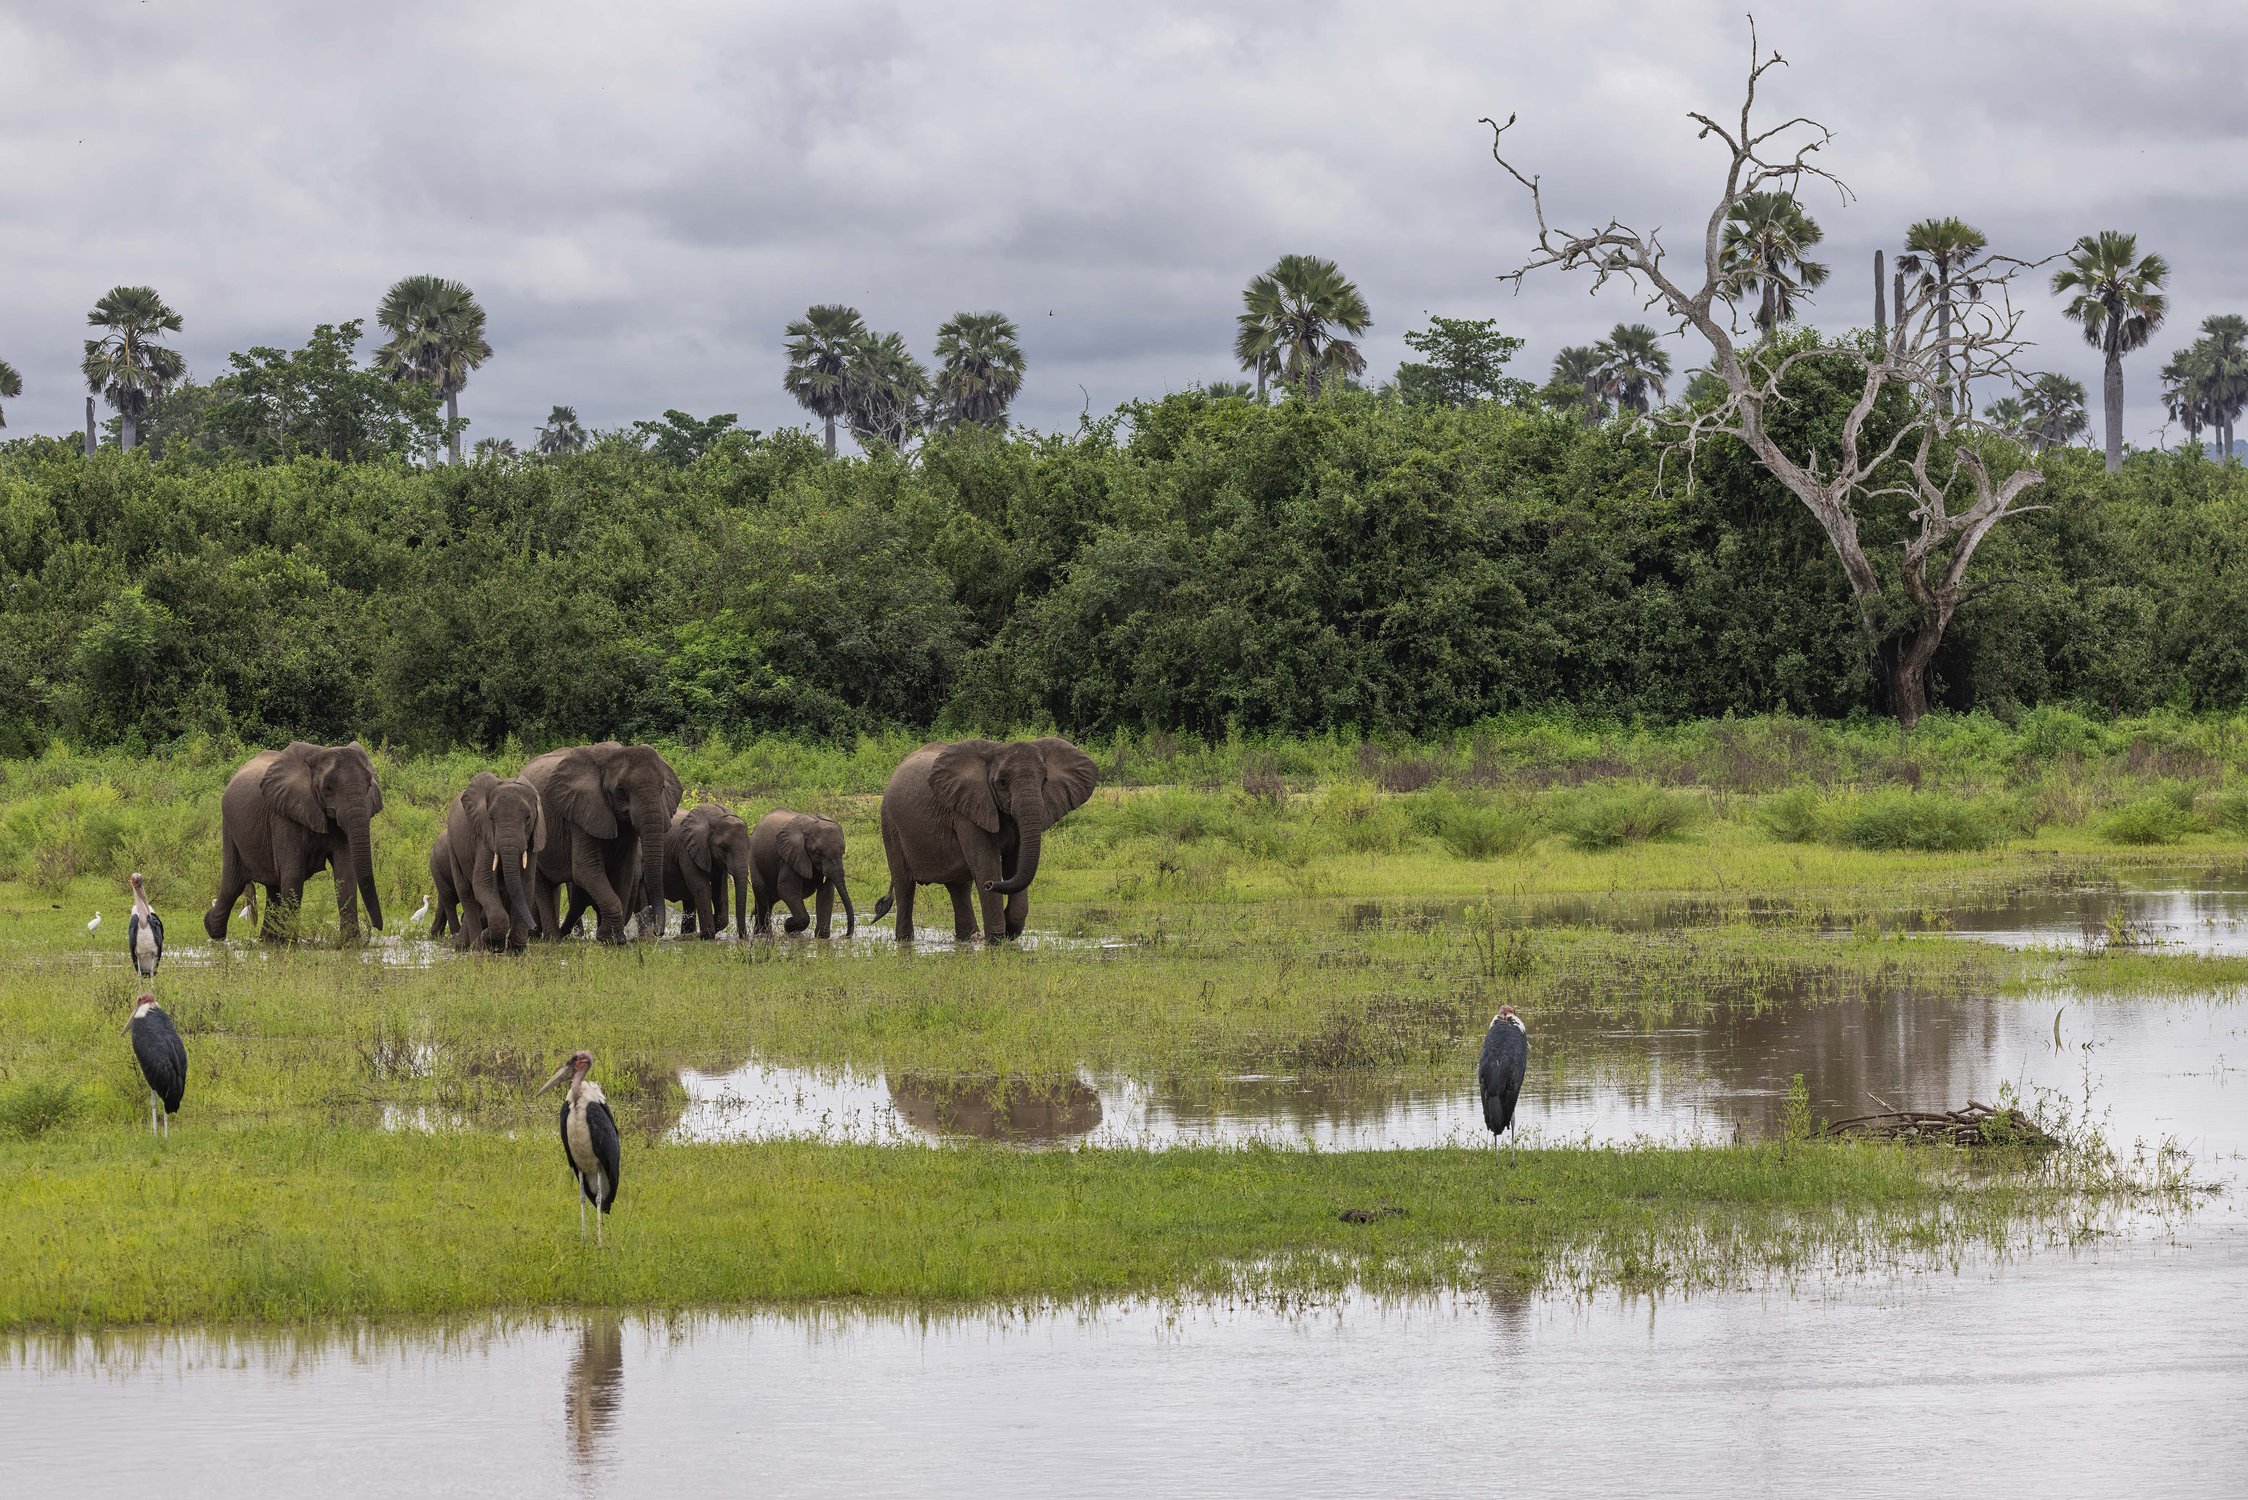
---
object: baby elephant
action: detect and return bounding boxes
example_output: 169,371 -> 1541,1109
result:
665,804 -> 750,940
443,771 -> 547,951
750,810 -> 855,938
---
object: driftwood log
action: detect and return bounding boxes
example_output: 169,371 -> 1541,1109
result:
1819,1100 -> 2056,1149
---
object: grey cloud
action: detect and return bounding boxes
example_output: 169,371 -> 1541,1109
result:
2,0 -> 2244,456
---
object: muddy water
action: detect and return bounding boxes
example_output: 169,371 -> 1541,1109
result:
673,993 -> 2244,1154
11,1224 -> 2244,1498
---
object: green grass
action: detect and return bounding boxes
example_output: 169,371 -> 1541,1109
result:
2,729 -> 2241,1329
1,1124 -> 2102,1329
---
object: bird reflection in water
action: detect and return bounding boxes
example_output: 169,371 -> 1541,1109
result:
565,1316 -> 624,1475
887,1073 -> 1103,1142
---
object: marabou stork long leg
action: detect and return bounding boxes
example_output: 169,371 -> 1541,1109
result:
579,1184 -> 587,1243
594,1173 -> 605,1248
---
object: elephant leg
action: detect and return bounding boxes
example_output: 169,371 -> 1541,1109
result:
1004,888 -> 1029,939
468,862 -> 508,952
946,882 -> 979,942
208,838 -> 248,941
571,846 -> 626,944
682,867 -> 715,941
962,845 -> 1008,943
264,881 -> 298,943
750,873 -> 775,935
892,882 -> 916,944
815,883 -> 834,940
780,872 -> 811,934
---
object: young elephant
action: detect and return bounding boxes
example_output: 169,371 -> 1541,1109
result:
442,771 -> 547,951
665,804 -> 751,940
428,828 -> 460,939
750,809 -> 856,938
871,738 -> 1096,943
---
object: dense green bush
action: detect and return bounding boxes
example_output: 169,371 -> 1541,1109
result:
9,388 -> 2248,754
1555,785 -> 1699,850
1833,792 -> 1998,852
2101,797 -> 2203,845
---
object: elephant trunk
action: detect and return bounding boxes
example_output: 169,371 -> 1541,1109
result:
347,805 -> 383,930
988,808 -> 1046,896
733,858 -> 749,939
499,831 -> 536,939
636,802 -> 667,938
835,874 -> 856,938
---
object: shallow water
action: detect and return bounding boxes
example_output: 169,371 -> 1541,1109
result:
1936,880 -> 2248,955
11,1223 -> 2244,1498
672,992 -> 2244,1156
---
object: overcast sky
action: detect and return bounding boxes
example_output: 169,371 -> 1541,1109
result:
2,0 -> 2241,451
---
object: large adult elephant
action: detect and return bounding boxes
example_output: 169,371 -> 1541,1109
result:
521,742 -> 681,944
870,737 -> 1096,943
205,741 -> 385,942
665,804 -> 750,940
749,809 -> 855,938
443,771 -> 547,951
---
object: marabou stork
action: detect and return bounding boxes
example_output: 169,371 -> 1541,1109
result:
537,1050 -> 620,1246
127,871 -> 164,979
1478,1005 -> 1529,1163
125,991 -> 187,1138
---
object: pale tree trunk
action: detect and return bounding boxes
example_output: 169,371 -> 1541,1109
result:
84,397 -> 96,456
121,411 -> 137,451
1873,249 -> 1886,337
1935,266 -> 1953,416
446,390 -> 462,464
2103,336 -> 2125,474
823,411 -> 836,456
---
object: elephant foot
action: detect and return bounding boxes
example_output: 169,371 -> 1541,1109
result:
204,909 -> 227,941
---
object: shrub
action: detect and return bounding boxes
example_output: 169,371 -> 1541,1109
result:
0,1079 -> 82,1139
2205,788 -> 2248,834
1834,791 -> 1998,852
1757,785 -> 1826,844
2101,796 -> 2202,846
1555,785 -> 1698,851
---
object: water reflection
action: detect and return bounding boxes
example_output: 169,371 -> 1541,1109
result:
12,1230 -> 2245,1497
670,993 -> 2241,1156
565,1317 -> 623,1476
1935,881 -> 2248,955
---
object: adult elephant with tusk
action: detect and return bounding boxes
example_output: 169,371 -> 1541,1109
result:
749,809 -> 855,938
521,742 -> 681,944
870,737 -> 1096,943
443,771 -> 547,951
666,804 -> 752,940
205,741 -> 386,942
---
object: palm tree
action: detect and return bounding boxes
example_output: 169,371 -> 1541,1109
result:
1197,380 -> 1256,399
1897,218 -> 1988,414
2023,373 -> 2091,452
1596,324 -> 1672,417
472,436 -> 518,461
932,311 -> 1025,429
2161,344 -> 2215,452
1234,254 -> 1370,399
0,358 -> 20,429
1719,191 -> 1830,333
2195,313 -> 2248,458
1545,345 -> 1610,425
374,275 -> 491,464
1983,395 -> 2030,443
2052,231 -> 2168,473
844,330 -> 929,449
535,404 -> 589,454
81,286 -> 185,450
783,304 -> 867,455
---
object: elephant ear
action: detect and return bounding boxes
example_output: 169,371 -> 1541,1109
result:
461,771 -> 497,828
523,781 -> 549,853
263,744 -> 327,831
930,741 -> 1002,833
780,819 -> 816,882
687,808 -> 718,872
345,742 -> 384,816
1035,737 -> 1099,821
550,751 -> 618,839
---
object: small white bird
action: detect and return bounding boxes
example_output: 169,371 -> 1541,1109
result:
87,910 -> 101,934
410,892 -> 431,925
236,899 -> 253,922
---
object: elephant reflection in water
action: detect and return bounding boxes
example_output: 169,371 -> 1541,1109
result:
887,1073 -> 1102,1143
565,1316 -> 624,1472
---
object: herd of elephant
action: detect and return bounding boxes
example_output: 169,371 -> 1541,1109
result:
199,735 -> 1101,948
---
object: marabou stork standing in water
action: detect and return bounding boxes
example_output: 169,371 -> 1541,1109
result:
125,991 -> 187,1137
537,1050 -> 620,1246
1479,1005 -> 1529,1163
127,871 -> 164,979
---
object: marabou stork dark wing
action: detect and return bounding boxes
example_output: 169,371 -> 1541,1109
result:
128,910 -> 164,977
130,1005 -> 188,1113
1478,1018 -> 1528,1136
148,908 -> 164,967
586,1099 -> 621,1214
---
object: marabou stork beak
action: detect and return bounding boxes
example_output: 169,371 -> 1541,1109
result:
535,1061 -> 575,1096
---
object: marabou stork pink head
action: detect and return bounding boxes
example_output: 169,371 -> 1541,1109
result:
536,1050 -> 595,1096
1497,1004 -> 1526,1032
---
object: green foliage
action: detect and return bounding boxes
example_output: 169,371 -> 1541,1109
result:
1758,785 -> 1826,844
0,1078 -> 81,1140
2101,796 -> 2202,845
204,321 -> 444,462
1555,785 -> 1698,850
1834,792 -> 1997,852
1393,315 -> 1529,407
632,409 -> 741,465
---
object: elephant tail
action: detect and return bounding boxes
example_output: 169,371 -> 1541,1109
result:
871,885 -> 894,923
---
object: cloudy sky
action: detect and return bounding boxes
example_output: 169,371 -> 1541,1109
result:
2,0 -> 2240,450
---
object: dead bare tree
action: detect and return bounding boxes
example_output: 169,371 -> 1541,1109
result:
1485,24 -> 2050,728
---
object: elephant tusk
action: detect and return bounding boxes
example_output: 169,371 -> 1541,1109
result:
522,851 -> 529,869
491,853 -> 499,873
